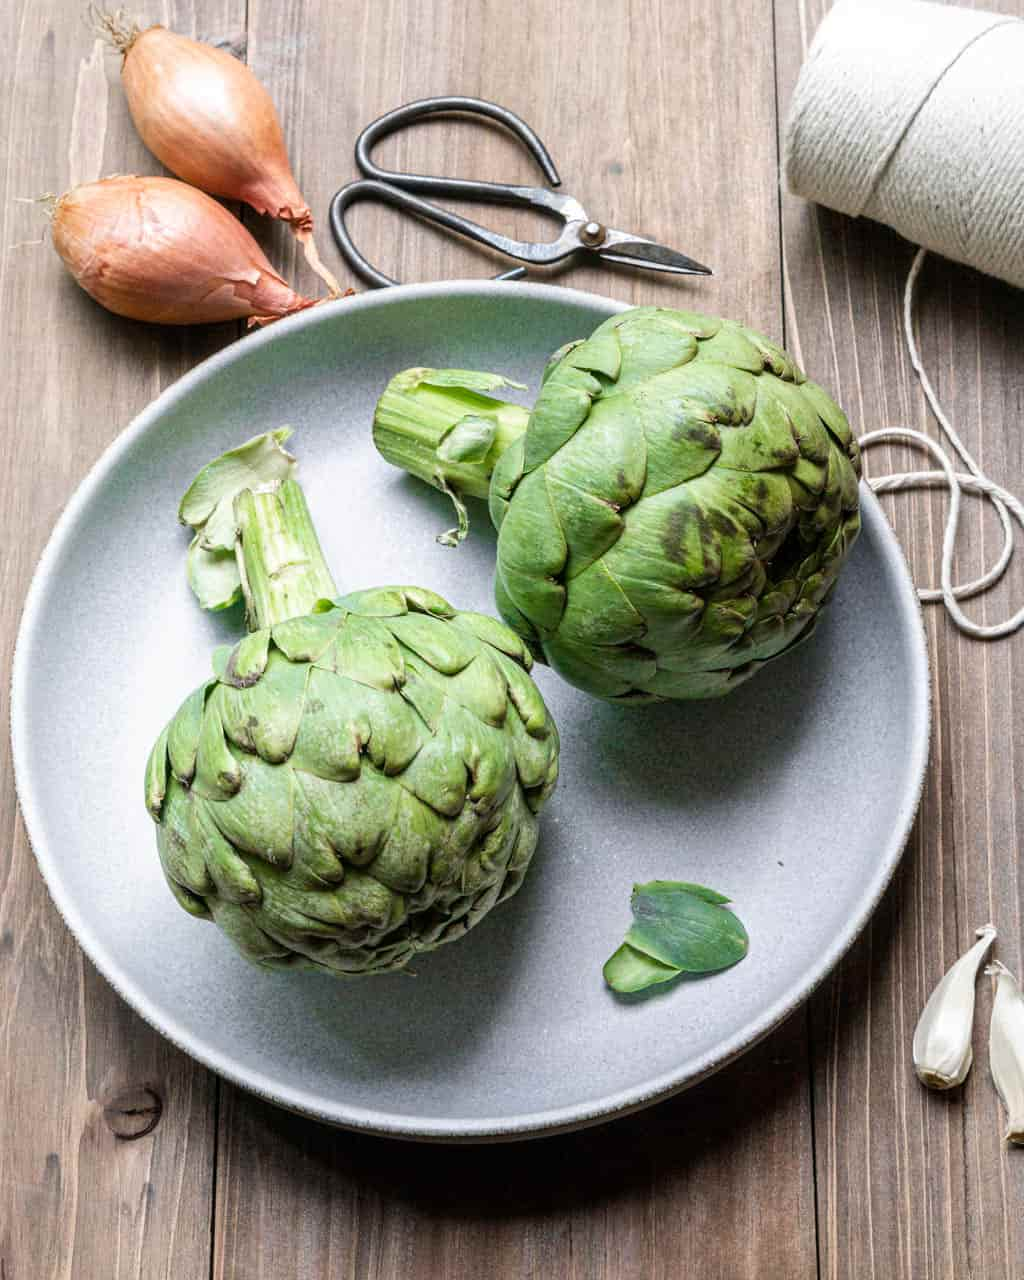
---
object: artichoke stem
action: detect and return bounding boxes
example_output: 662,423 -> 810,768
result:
373,369 -> 531,509
235,480 -> 337,630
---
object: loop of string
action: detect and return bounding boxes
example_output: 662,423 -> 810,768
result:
860,247 -> 1024,640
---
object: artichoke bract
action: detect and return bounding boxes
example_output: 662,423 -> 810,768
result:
373,307 -> 862,702
145,431 -> 559,974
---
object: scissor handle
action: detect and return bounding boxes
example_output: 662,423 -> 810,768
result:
354,96 -> 562,203
329,179 -> 526,289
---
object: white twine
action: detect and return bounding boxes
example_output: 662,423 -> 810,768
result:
785,0 -> 1024,639
785,0 -> 1024,290
862,250 -> 1024,638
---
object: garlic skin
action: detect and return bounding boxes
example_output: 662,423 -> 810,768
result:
913,924 -> 996,1090
986,961 -> 1024,1145
52,176 -> 316,326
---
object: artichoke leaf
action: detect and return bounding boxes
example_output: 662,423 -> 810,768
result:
543,473 -> 626,580
271,611 -> 339,663
166,680 -> 214,783
157,778 -> 214,896
186,536 -> 242,613
385,611 -> 480,675
294,767 -> 398,866
449,609 -> 533,665
199,492 -> 239,552
522,365 -> 600,474
626,882 -> 748,973
604,943 -> 681,993
225,628 -> 270,686
144,724 -> 170,820
331,614 -> 405,690
555,559 -> 647,647
800,380 -> 854,450
206,752 -> 295,866
189,796 -> 261,904
217,649 -> 309,763
193,696 -> 242,798
178,427 -> 294,527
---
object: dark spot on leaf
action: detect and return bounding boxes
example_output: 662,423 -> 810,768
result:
0,929 -> 12,956
606,161 -> 624,175
661,505 -> 688,565
307,698 -> 325,714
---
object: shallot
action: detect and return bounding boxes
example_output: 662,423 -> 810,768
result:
52,175 -> 318,326
94,10 -> 344,297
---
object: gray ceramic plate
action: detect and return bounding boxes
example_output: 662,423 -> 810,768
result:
12,283 -> 929,1141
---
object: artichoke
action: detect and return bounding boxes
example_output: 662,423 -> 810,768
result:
373,307 -> 862,703
144,431 -> 559,974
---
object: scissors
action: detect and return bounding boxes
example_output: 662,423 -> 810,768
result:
328,96 -> 712,288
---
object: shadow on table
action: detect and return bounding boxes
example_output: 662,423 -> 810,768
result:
227,1010 -> 810,1217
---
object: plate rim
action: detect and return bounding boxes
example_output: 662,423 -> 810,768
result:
10,280 -> 931,1142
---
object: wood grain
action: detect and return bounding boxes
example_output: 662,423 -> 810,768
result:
776,2 -> 1024,1278
4,0 -> 1024,1276
213,1018 -> 815,1280
0,3 -> 240,1278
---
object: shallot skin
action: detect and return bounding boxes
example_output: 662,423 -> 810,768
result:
52,176 -> 316,326
120,26 -> 310,230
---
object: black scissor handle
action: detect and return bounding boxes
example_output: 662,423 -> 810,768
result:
354,96 -> 562,201
329,96 -> 570,287
329,179 -> 526,289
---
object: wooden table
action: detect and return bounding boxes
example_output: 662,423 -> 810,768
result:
3,1 -> 1023,1275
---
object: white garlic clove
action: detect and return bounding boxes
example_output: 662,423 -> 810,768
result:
913,924 -> 997,1090
986,961 -> 1024,1145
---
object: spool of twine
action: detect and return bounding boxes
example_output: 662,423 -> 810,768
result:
786,0 -> 1024,289
785,0 -> 1024,640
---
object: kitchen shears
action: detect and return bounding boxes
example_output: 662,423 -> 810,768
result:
328,96 -> 712,288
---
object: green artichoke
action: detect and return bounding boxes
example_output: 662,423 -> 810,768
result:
145,431 -> 559,974
374,307 -> 862,702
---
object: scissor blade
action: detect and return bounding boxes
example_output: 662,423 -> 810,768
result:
595,230 -> 713,276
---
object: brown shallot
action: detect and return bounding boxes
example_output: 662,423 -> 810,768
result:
52,175 -> 319,326
93,10 -> 344,297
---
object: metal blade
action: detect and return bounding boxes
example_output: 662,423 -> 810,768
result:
595,230 -> 713,276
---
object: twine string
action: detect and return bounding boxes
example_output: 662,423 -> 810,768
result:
861,249 -> 1024,639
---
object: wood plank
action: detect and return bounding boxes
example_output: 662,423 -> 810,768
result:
776,2 -> 1024,1277
0,2 -> 245,1276
214,1018 -> 814,1280
216,2 -> 818,1278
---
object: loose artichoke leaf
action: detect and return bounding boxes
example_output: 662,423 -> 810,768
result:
200,492 -> 240,552
626,882 -> 748,974
635,879 -> 731,905
604,943 -> 681,993
178,427 -> 295,527
186,536 -> 243,613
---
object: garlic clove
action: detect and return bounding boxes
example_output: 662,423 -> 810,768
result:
913,923 -> 996,1090
986,961 -> 1024,1145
